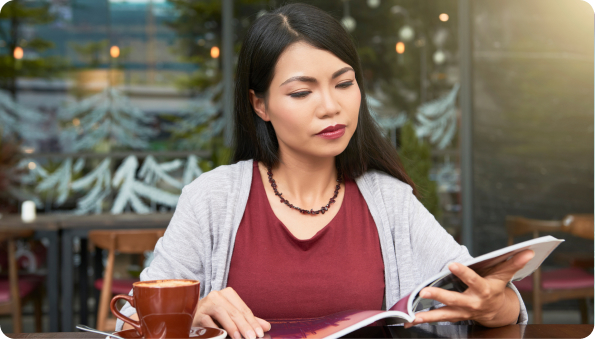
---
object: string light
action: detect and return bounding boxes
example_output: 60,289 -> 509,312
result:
211,46 -> 220,58
110,46 -> 120,58
439,13 -> 449,22
13,47 -> 23,59
396,42 -> 405,54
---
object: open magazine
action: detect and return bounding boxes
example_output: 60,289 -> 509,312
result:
265,236 -> 563,339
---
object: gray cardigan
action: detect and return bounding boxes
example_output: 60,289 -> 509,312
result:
116,159 -> 528,330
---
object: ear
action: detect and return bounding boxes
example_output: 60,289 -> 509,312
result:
249,89 -> 270,122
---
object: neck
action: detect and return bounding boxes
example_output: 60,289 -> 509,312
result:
269,151 -> 338,208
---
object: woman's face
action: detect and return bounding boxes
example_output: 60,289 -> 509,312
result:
250,42 -> 361,161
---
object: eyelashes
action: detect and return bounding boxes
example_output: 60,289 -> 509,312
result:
289,81 -> 354,98
336,81 -> 354,88
290,91 -> 310,98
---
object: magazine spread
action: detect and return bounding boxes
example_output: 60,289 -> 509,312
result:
264,236 -> 563,339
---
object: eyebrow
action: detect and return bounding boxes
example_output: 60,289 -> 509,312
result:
279,66 -> 355,87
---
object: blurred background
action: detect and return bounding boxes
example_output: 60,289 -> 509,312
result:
0,0 -> 592,333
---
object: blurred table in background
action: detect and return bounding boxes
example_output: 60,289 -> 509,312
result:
59,213 -> 174,332
0,214 -> 61,332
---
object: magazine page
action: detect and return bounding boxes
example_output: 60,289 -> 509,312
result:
263,236 -> 562,339
399,235 -> 563,316
264,309 -> 412,339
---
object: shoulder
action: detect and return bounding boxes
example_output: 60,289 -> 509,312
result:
358,169 -> 414,199
181,159 -> 253,203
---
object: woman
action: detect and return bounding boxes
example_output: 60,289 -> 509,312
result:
117,3 -> 530,338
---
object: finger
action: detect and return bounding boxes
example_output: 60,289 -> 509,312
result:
256,317 -> 272,332
208,292 -> 256,339
221,288 -> 265,338
419,287 -> 473,308
485,250 -> 535,282
409,306 -> 470,326
449,262 -> 489,293
208,308 -> 241,339
195,314 -> 219,329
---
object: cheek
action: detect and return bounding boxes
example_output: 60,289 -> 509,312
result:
267,98 -> 312,136
345,87 -> 361,124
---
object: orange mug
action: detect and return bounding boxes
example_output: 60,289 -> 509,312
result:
111,279 -> 200,339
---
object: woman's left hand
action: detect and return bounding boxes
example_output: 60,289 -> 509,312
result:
404,249 -> 534,328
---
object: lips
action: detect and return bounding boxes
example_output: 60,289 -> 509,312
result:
316,124 -> 346,135
316,124 -> 346,140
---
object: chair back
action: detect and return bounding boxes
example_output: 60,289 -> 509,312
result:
0,229 -> 38,333
505,214 -> 594,324
0,230 -> 35,243
89,229 -> 165,331
506,214 -> 594,244
89,229 -> 165,254
561,214 -> 594,240
505,216 -> 563,246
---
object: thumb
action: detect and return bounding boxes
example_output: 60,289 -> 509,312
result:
488,250 -> 535,282
512,249 -> 535,269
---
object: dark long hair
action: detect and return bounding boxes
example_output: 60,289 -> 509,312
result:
232,3 -> 418,197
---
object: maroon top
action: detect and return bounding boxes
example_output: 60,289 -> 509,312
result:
226,162 -> 385,320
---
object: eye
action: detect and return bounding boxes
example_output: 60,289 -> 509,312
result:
289,91 -> 311,98
337,81 -> 354,88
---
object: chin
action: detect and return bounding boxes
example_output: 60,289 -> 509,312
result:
312,142 -> 349,159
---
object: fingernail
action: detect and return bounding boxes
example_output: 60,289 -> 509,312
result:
233,331 -> 241,339
420,290 -> 429,298
256,328 -> 264,338
449,263 -> 459,272
247,330 -> 256,339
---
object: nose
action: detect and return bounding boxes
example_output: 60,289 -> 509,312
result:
316,89 -> 340,119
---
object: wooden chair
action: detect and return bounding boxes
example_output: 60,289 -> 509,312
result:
89,229 -> 165,331
0,230 -> 43,333
506,214 -> 594,324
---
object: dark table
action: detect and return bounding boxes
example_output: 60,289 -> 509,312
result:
0,214 -> 61,332
60,212 -> 173,332
6,324 -> 595,338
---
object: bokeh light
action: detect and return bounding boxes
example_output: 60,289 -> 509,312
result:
395,42 -> 405,54
211,46 -> 220,58
110,45 -> 120,58
13,46 -> 23,59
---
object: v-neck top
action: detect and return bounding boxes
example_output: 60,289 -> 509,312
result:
226,161 -> 385,319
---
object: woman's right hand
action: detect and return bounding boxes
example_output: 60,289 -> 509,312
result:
193,287 -> 271,339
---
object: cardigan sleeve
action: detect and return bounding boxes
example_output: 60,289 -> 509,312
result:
115,184 -> 209,331
406,187 -> 529,325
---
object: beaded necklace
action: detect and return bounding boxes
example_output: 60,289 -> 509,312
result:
266,167 -> 343,215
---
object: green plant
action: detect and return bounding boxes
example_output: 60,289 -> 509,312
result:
399,121 -> 440,219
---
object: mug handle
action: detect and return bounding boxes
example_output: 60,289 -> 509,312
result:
111,294 -> 142,337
